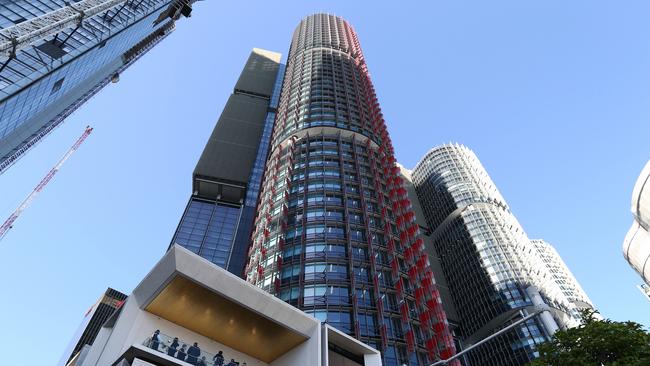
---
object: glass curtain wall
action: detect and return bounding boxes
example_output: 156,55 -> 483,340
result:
245,14 -> 457,366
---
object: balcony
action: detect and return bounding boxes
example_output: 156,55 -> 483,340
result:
143,332 -> 246,366
78,245 -> 381,366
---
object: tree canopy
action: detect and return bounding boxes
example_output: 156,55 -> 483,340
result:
529,309 -> 650,366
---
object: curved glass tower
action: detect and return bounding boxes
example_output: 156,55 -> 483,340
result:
412,144 -> 585,365
245,14 -> 456,366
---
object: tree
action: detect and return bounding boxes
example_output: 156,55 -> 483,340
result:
528,309 -> 650,366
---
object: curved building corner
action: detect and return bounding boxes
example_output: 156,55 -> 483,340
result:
623,160 -> 650,285
411,143 -> 592,365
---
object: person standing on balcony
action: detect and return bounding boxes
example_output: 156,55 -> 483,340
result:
176,344 -> 187,361
167,337 -> 179,357
149,330 -> 160,351
213,351 -> 224,366
197,356 -> 208,366
187,342 -> 201,364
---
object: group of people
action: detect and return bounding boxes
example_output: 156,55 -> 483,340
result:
149,330 -> 247,366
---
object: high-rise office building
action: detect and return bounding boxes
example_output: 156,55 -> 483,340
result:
623,160 -> 650,285
411,144 -> 588,365
530,239 -> 594,319
170,48 -> 284,276
0,0 -> 197,174
58,287 -> 127,366
245,14 -> 456,366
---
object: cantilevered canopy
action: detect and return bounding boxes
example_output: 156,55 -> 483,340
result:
132,245 -> 318,363
146,275 -> 307,362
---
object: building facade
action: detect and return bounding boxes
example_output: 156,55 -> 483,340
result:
411,144 -> 587,365
59,287 -> 127,366
170,49 -> 284,276
530,239 -> 595,320
76,245 -> 382,366
0,0 -> 196,174
399,165 -> 468,364
244,14 -> 456,366
623,160 -> 650,285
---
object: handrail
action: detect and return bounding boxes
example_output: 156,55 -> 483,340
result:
144,331 -> 248,366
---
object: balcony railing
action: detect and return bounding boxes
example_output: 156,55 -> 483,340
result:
143,332 -> 248,366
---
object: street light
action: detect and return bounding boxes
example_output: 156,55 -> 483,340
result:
429,309 -> 546,366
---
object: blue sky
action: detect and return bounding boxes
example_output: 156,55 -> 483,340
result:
0,1 -> 649,364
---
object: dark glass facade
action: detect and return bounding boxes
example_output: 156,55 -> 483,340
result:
171,50 -> 284,276
411,144 -> 578,365
229,65 -> 286,275
0,0 -> 196,174
58,288 -> 127,366
172,199 -> 242,268
245,14 -> 456,366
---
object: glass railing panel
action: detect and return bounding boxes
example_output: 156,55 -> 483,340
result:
143,331 -> 249,366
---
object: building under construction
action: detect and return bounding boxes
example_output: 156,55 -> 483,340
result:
0,0 -> 198,175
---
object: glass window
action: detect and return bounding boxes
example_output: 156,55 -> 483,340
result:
50,77 -> 64,94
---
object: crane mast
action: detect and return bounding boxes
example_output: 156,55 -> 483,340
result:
0,126 -> 93,242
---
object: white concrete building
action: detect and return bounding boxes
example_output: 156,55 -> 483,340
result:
623,160 -> 650,285
75,245 -> 381,366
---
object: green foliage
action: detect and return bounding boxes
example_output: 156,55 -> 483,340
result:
528,309 -> 650,366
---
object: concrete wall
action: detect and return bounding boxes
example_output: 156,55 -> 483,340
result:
81,298 -> 267,366
362,353 -> 382,366
321,325 -> 382,366
268,325 -> 319,366
80,247 -> 381,366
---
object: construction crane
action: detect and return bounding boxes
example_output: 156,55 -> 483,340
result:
0,126 -> 93,242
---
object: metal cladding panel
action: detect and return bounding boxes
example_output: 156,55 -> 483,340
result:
193,94 -> 269,199
234,48 -> 282,98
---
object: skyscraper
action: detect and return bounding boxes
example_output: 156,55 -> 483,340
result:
58,287 -> 127,366
411,144 -> 588,365
170,48 -> 284,276
530,239 -> 595,319
0,0 -> 196,174
623,160 -> 650,285
245,14 -> 456,366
